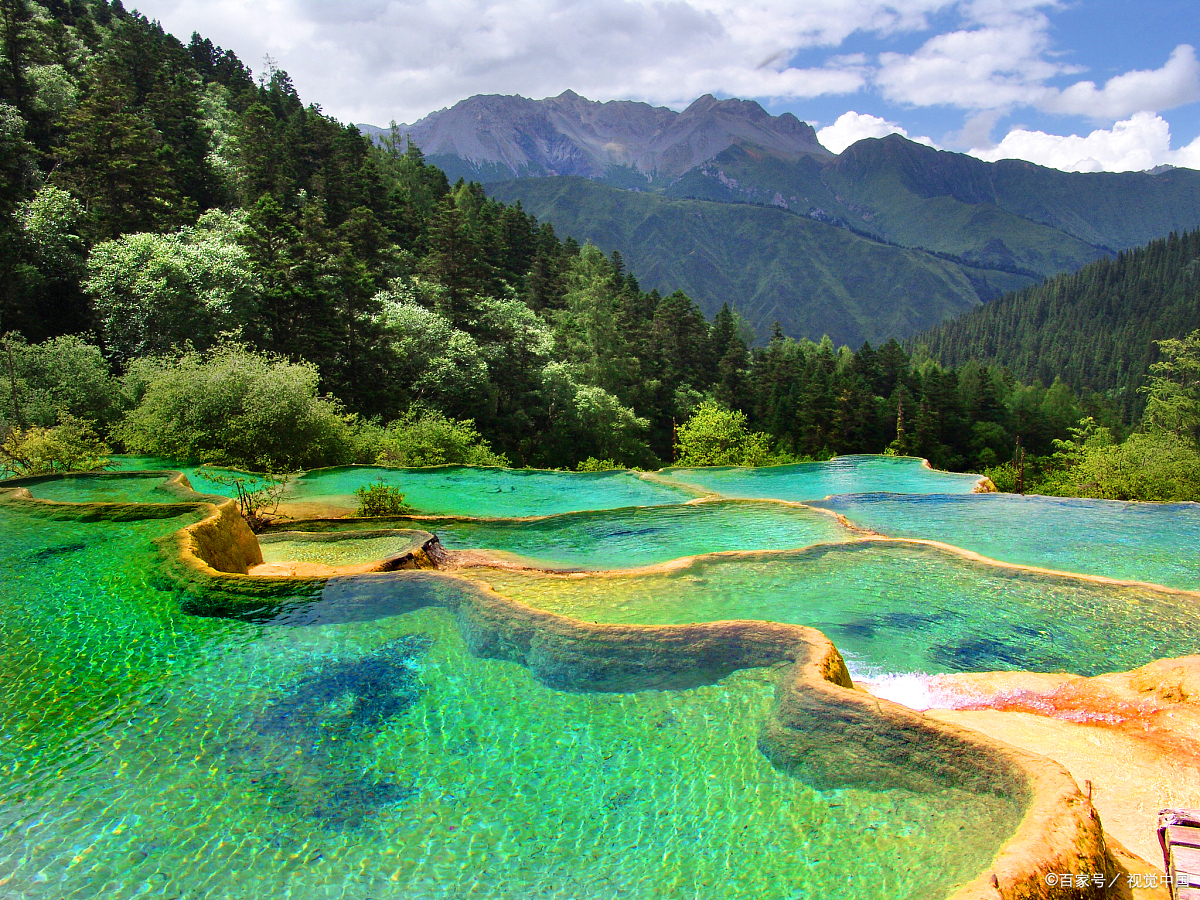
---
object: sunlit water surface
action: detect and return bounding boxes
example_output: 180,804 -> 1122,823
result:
21,473 -> 190,504
659,456 -> 983,502
463,542 -> 1200,678
431,501 -> 850,569
0,503 -> 1018,899
259,531 -> 431,567
814,493 -> 1200,591
284,466 -> 696,517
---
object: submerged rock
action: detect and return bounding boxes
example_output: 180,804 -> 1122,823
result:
256,634 -> 434,738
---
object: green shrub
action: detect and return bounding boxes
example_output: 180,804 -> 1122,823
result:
575,457 -> 622,472
115,345 -> 352,471
197,466 -> 288,532
353,478 -> 411,517
1,415 -> 110,477
0,333 -> 124,429
368,409 -> 508,467
1036,431 -> 1200,501
674,399 -> 773,467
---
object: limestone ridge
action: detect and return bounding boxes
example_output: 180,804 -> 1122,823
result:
359,91 -> 831,184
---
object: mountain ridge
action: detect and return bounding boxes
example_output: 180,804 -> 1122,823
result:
358,91 -> 830,184
487,176 -> 1034,346
362,90 -> 1200,344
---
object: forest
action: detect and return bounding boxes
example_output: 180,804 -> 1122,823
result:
916,228 -> 1200,424
1,0 -> 1197,500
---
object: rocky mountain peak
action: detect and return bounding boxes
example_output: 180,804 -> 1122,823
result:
369,90 -> 830,183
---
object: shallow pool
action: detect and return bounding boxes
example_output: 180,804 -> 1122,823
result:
658,455 -> 984,502
431,500 -> 850,569
283,465 -> 696,517
814,493 -> 1200,591
0,501 -> 1019,899
18,472 -> 187,504
464,541 -> 1200,678
259,530 -> 431,567
102,455 -> 273,499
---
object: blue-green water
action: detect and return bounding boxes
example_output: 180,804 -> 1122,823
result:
285,466 -> 696,517
814,493 -> 1200,591
0,500 -> 1019,899
432,501 -> 850,569
659,455 -> 984,502
9,456 -> 1200,898
467,541 -> 1200,679
20,473 -> 187,504
105,456 -> 274,499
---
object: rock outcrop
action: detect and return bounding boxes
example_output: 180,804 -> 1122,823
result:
363,91 -> 830,183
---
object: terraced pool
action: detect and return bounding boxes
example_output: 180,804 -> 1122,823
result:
814,492 -> 1200,591
431,500 -> 851,569
658,454 -> 985,501
259,530 -> 432,567
463,541 -> 1200,678
0,496 -> 1020,900
19,472 -> 190,504
3,454 -> 1195,899
281,465 -> 697,517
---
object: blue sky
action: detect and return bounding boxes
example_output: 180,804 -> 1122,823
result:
133,0 -> 1200,171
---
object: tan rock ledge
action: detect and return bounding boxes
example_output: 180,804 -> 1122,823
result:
872,658 -> 1200,880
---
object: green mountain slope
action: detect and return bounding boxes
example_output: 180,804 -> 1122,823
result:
399,89 -> 1200,346
912,229 -> 1200,420
485,137 -> 1200,344
824,136 -> 1200,255
488,177 -> 1031,345
669,138 -> 1169,279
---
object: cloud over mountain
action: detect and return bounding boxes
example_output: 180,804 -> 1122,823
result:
971,111 -> 1200,172
131,0 -> 1200,172
817,112 -> 937,154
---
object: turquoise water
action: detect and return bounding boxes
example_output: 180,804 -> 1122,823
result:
104,456 -> 275,499
0,500 -> 1019,899
814,493 -> 1200,591
660,455 -> 983,502
431,501 -> 850,569
12,459 -> 1200,896
100,455 -> 980,511
19,473 -> 187,504
285,466 -> 695,517
260,531 -> 430,567
468,541 -> 1200,678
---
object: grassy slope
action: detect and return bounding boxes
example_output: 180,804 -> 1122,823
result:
826,137 -> 1200,257
670,141 -> 1107,278
487,177 -> 1029,345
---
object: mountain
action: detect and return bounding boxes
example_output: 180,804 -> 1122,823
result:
676,135 -> 1200,275
487,177 -> 1029,346
368,93 -> 1200,344
360,91 -> 830,186
911,229 -> 1200,421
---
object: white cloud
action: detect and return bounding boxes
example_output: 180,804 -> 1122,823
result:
874,7 -> 1199,121
125,0 -> 1200,168
131,0 -> 954,124
876,7 -> 1067,110
1044,44 -> 1200,119
817,111 -> 937,153
969,112 -> 1200,173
